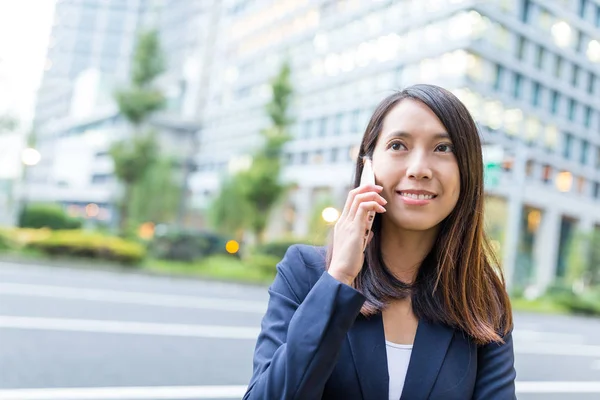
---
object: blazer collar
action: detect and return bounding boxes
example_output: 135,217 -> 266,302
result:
348,312 -> 388,400
348,314 -> 454,400
401,318 -> 454,399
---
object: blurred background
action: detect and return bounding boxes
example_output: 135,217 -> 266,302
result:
0,0 -> 599,399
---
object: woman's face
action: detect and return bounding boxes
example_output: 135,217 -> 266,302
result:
371,99 -> 460,232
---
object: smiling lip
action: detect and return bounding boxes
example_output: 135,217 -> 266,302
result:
396,190 -> 437,206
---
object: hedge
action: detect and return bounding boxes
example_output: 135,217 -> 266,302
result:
28,230 -> 146,265
19,204 -> 82,230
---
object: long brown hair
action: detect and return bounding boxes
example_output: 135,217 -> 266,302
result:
325,84 -> 512,345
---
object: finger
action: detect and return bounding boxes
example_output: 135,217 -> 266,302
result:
348,191 -> 387,219
354,201 -> 386,223
340,185 -> 383,220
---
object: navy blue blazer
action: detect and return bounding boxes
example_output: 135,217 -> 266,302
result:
244,244 -> 517,400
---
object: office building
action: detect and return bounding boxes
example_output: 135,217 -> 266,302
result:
191,0 -> 600,291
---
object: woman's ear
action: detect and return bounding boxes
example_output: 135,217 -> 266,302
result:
367,230 -> 374,246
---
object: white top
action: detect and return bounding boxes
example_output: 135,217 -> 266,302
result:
385,341 -> 413,400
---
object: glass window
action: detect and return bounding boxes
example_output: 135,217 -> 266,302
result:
504,108 -> 523,136
521,0 -> 531,22
538,9 -> 552,30
334,113 -> 343,135
577,176 -> 586,194
535,46 -> 545,68
576,30 -> 584,52
79,5 -> 97,31
494,64 -> 503,91
516,36 -> 526,59
525,116 -> 540,142
578,0 -> 587,17
563,133 -> 573,159
551,91 -> 560,114
554,56 -> 563,78
571,65 -> 580,87
545,125 -> 559,149
568,98 -> 576,121
532,82 -> 541,106
581,140 -> 589,165
351,109 -> 360,132
513,73 -> 523,98
594,182 -> 600,198
584,106 -> 592,127
318,117 -> 327,137
542,164 -> 553,183
331,147 -> 339,163
303,120 -> 312,138
589,73 -> 596,95
483,100 -> 504,130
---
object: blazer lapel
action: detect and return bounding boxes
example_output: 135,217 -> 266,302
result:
400,319 -> 454,400
347,312 -> 388,400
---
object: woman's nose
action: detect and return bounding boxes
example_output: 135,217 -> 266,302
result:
405,152 -> 433,180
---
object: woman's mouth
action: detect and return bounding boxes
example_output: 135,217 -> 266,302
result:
396,191 -> 438,205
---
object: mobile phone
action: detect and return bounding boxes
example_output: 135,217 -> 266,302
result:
360,157 -> 376,252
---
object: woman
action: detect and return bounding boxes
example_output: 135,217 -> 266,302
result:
244,84 -> 516,400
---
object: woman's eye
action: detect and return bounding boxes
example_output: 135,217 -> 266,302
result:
435,143 -> 454,153
389,141 -> 406,151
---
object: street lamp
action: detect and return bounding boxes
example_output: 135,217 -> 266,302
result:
21,148 -> 41,166
322,207 -> 340,224
18,147 -> 41,225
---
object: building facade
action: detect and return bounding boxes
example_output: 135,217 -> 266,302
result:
28,0 -> 219,225
191,0 -> 600,292
34,0 -> 147,130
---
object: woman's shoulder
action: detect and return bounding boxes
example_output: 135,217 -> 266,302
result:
273,244 -> 328,299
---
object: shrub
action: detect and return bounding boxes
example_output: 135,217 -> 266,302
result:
152,228 -> 237,262
0,230 -> 14,250
19,204 -> 82,230
245,253 -> 281,276
545,283 -> 600,316
254,240 -> 297,260
28,230 -> 146,265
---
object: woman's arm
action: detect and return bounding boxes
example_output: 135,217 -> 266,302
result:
243,245 -> 366,400
472,331 -> 517,400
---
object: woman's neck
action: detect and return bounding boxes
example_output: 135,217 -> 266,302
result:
380,220 -> 439,283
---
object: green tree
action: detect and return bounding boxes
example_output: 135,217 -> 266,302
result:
207,174 -> 252,241
237,62 -> 294,245
0,115 -> 18,133
207,62 -> 294,245
110,29 -> 166,235
590,229 -> 600,286
130,156 -> 180,225
566,230 -> 589,290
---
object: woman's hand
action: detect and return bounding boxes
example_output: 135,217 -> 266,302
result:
328,184 -> 387,286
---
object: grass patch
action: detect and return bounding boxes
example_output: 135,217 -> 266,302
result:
510,296 -> 569,315
144,255 -> 274,284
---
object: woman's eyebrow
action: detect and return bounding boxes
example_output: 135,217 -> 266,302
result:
383,131 -> 451,140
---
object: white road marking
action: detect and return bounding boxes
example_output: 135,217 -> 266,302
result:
0,385 -> 248,399
516,381 -> 600,393
2,314 -> 600,356
0,316 -> 260,339
0,382 -> 599,399
513,329 -> 584,344
0,282 -> 266,313
513,342 -> 600,358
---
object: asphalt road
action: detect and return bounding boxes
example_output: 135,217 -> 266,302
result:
0,260 -> 599,400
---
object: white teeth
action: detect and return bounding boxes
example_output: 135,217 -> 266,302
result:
400,192 -> 434,200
